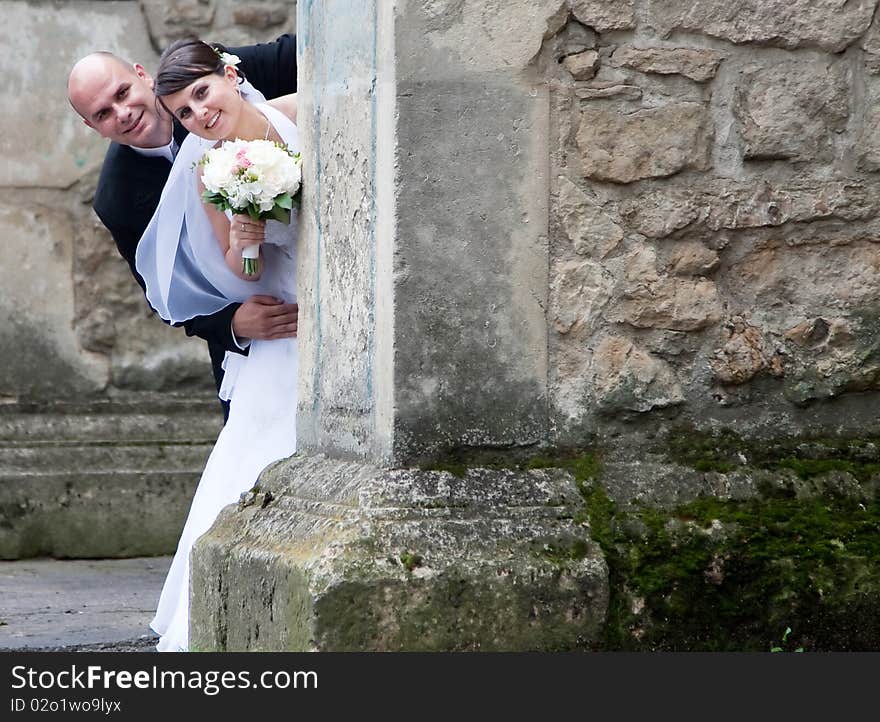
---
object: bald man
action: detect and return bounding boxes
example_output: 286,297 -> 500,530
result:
68,35 -> 298,420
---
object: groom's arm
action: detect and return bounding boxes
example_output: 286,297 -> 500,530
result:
229,33 -> 296,99
183,304 -> 244,351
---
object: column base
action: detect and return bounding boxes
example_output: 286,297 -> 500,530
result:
189,454 -> 608,651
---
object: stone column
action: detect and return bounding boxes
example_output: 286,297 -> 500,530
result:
189,0 -> 608,651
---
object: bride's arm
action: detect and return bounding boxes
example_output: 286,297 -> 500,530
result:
196,172 -> 263,282
267,93 -> 297,124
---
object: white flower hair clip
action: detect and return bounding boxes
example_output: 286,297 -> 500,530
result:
219,51 -> 241,68
211,44 -> 241,68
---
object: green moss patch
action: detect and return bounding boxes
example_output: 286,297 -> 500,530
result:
419,437 -> 880,650
664,426 -> 880,484
584,483 -> 880,651
420,448 -> 602,487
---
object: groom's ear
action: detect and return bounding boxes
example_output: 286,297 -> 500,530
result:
133,63 -> 154,89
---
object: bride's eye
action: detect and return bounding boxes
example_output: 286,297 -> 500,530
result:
178,108 -> 191,120
196,86 -> 208,99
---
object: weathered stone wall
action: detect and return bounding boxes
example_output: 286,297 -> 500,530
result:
297,0 -> 880,464
543,0 -> 880,444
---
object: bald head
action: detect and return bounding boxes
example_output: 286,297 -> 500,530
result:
68,52 -> 171,148
68,53 -> 132,114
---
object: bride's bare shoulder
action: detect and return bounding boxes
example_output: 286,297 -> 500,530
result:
267,93 -> 297,124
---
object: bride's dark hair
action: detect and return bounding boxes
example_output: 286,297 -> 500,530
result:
154,37 -> 245,111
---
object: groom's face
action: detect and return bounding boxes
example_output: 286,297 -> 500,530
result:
70,58 -> 171,149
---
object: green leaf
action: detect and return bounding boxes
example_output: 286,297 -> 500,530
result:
267,205 -> 291,224
275,192 -> 293,210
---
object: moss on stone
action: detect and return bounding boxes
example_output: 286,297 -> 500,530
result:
775,456 -> 880,482
419,461 -> 470,478
536,536 -> 591,565
419,448 -> 602,489
580,476 -> 880,651
399,551 -> 423,572
524,450 -> 602,492
663,426 -> 880,484
375,437 -> 879,649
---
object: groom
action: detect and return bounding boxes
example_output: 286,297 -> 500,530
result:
67,34 -> 298,419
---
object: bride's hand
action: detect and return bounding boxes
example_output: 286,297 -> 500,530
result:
229,214 -> 266,254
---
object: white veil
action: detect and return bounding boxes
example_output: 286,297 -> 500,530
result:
135,81 -> 293,323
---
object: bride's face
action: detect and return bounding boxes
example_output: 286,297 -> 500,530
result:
162,66 -> 243,141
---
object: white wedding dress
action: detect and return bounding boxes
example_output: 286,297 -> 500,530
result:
137,103 -> 299,652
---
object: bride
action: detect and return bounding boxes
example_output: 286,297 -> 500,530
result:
135,38 -> 300,652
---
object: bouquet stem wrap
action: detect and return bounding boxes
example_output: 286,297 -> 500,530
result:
241,245 -> 260,276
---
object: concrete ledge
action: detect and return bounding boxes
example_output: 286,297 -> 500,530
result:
189,455 -> 608,651
0,398 -> 221,559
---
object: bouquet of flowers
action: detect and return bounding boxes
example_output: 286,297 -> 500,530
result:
200,138 -> 302,275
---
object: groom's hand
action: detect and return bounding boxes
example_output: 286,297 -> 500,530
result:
232,295 -> 298,341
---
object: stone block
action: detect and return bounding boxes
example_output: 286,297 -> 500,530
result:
233,4 -> 289,30
645,0 -> 876,53
613,276 -> 723,332
710,318 -> 781,386
0,397 -> 221,559
576,102 -> 712,183
569,0 -> 636,32
662,241 -> 720,276
140,0 -> 216,45
563,50 -> 600,80
857,79 -> 880,171
549,258 -> 614,337
861,14 -> 880,74
621,189 -> 704,238
575,84 -> 642,101
0,202 -> 108,398
735,60 -> 849,162
410,0 -> 578,73
727,241 -> 880,332
610,45 -> 725,82
556,177 -> 623,258
189,456 -> 609,651
591,336 -> 685,413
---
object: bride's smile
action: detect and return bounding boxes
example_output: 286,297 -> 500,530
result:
162,66 -> 253,142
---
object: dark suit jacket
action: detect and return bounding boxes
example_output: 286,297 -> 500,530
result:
92,33 -> 297,393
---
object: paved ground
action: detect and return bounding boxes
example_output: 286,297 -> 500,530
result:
0,557 -> 172,652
